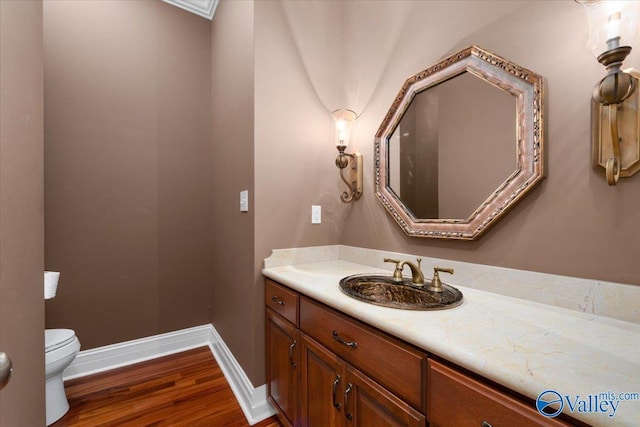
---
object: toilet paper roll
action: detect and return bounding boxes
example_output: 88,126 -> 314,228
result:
44,271 -> 60,299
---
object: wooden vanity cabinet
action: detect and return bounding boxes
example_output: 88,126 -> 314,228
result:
266,278 -> 580,427
265,280 -> 300,427
266,278 -> 426,427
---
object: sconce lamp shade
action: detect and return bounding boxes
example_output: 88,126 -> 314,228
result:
332,109 -> 357,147
578,0 -> 640,57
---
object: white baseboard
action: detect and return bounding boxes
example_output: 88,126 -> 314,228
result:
207,326 -> 276,424
62,324 -> 275,425
63,325 -> 212,380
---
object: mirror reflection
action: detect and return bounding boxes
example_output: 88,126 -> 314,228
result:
387,72 -> 516,219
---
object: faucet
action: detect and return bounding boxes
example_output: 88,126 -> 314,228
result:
384,258 -> 425,286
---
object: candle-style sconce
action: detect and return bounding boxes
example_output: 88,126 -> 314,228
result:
578,0 -> 640,185
333,109 -> 363,202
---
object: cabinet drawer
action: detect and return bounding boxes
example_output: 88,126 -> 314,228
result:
300,296 -> 426,412
428,359 -> 574,427
265,279 -> 299,326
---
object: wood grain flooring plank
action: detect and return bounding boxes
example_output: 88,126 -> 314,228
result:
52,347 -> 283,427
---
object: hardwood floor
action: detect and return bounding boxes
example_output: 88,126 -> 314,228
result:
52,346 -> 283,427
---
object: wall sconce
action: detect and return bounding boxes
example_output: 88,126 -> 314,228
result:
333,109 -> 363,202
578,0 -> 640,185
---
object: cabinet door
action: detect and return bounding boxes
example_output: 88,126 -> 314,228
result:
300,333 -> 345,427
345,367 -> 425,427
267,309 -> 299,427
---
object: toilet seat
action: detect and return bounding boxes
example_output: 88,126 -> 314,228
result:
45,329 -> 76,353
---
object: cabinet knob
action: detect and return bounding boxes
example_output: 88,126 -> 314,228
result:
271,296 -> 285,306
481,421 -> 493,427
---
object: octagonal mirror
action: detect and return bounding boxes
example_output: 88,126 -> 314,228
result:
374,46 -> 545,240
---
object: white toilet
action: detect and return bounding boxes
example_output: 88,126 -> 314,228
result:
45,328 -> 80,426
44,272 -> 81,425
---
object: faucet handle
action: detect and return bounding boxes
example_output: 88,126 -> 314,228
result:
428,266 -> 454,293
383,258 -> 404,282
435,266 -> 453,275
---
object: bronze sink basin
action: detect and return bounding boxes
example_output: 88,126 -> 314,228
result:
339,274 -> 463,310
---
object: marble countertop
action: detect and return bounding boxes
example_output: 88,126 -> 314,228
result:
262,249 -> 640,427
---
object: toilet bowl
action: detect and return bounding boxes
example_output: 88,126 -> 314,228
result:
45,329 -> 80,426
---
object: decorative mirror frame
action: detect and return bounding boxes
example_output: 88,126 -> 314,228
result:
374,46 -> 545,240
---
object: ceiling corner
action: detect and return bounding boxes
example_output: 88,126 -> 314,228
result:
162,0 -> 219,20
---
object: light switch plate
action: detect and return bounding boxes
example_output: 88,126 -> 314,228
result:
240,190 -> 249,212
311,205 -> 321,224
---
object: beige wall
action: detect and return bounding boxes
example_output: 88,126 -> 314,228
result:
211,0 -> 349,385
339,0 -> 640,286
44,0 -> 215,348
247,0 -> 638,384
254,0 -> 345,258
252,0 -> 344,384
39,0 -> 640,390
210,0 -> 258,384
0,1 -> 45,425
